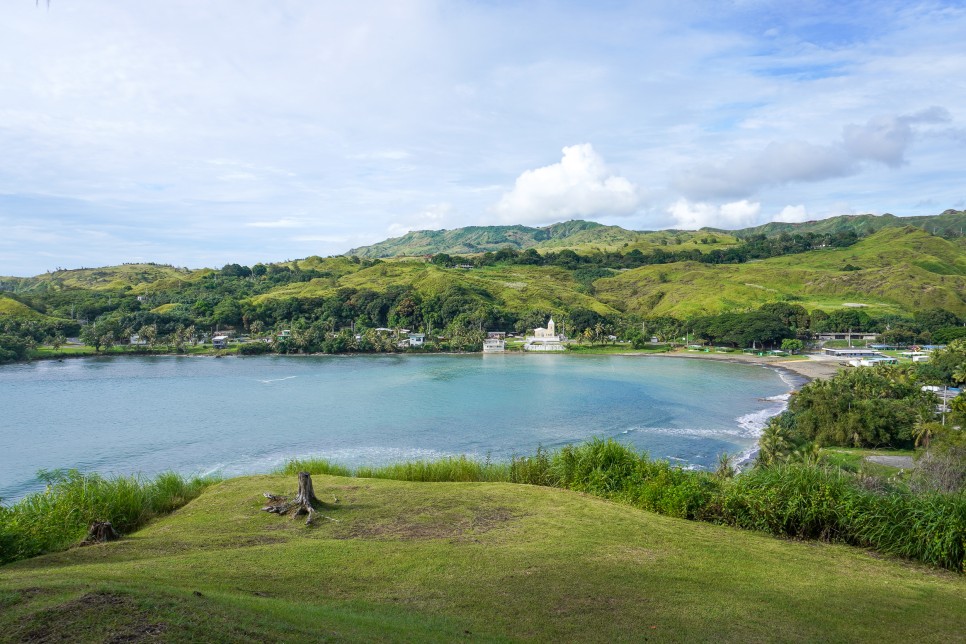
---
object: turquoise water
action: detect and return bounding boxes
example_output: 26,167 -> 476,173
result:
0,354 -> 796,501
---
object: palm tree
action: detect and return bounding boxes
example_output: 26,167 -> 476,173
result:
715,452 -> 736,479
757,420 -> 792,466
952,364 -> 966,386
912,415 -> 942,452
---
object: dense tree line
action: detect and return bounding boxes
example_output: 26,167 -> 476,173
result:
759,341 -> 966,463
431,230 -> 859,271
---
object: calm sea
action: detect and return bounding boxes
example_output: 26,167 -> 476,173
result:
0,354 -> 797,501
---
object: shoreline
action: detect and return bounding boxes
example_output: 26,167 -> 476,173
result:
640,349 -> 842,383
22,346 -> 846,384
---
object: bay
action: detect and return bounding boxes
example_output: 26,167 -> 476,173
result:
0,353 -> 797,501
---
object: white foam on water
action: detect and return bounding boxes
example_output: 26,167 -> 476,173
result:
258,376 -> 297,384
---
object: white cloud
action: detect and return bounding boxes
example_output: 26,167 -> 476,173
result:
387,202 -> 452,237
775,204 -> 810,222
668,199 -> 761,229
674,108 -> 954,201
842,106 -> 950,167
347,149 -> 412,161
494,144 -> 640,224
2,2 -> 966,274
244,218 -> 302,228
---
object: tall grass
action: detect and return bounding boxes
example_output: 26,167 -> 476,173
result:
0,469 -> 218,565
274,439 -> 966,572
357,456 -> 511,482
276,458 -> 353,477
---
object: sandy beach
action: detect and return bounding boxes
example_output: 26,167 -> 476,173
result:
644,349 -> 843,383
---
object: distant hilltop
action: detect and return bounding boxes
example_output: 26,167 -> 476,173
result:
347,210 -> 966,258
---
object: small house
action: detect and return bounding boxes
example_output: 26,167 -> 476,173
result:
212,335 -> 229,349
408,333 -> 425,347
483,332 -> 506,353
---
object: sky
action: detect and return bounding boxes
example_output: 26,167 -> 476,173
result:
2,0 -> 965,276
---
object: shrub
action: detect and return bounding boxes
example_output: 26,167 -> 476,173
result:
239,342 -> 272,355
0,469 -> 217,565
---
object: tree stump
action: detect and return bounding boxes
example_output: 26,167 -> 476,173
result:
81,521 -> 120,545
262,472 -> 337,525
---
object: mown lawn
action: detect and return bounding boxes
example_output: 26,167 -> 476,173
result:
1,475 -> 964,642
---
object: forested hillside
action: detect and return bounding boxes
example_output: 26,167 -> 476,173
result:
347,211 -> 966,258
1,216 -> 964,360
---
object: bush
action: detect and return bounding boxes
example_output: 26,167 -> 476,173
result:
239,342 -> 272,355
0,469 -> 217,565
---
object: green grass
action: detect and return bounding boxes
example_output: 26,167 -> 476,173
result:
12,264 -> 204,292
1,473 -> 964,642
594,229 -> 966,316
822,447 -> 916,475
274,441 -> 966,571
0,295 -> 58,320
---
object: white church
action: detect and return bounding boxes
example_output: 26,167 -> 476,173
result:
524,317 -> 566,352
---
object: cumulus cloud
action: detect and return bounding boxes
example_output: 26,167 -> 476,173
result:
774,204 -> 810,223
668,199 -> 761,229
494,144 -> 641,224
674,107 -> 952,200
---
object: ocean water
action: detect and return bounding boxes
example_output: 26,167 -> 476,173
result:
0,354 -> 798,501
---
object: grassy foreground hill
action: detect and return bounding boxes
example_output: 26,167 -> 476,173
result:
1,474 -> 964,642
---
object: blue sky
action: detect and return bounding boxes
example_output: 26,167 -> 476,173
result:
2,0 -> 965,275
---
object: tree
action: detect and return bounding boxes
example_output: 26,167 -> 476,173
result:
139,324 -> 158,348
781,338 -> 804,354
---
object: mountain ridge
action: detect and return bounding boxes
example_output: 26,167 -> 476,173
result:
348,211 -> 966,258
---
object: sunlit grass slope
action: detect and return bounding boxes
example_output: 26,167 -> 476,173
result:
1,475 -> 963,642
0,295 -> 54,320
252,261 -> 621,315
347,220 -> 742,258
13,264 -> 206,294
595,228 -> 966,316
534,227 -> 741,254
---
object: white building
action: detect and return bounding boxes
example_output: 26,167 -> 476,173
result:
483,332 -> 506,353
408,333 -> 425,347
848,356 -> 897,367
524,318 -> 565,352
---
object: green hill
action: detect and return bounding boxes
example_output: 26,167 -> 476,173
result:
347,220 -> 745,258
347,220 -> 608,258
257,227 -> 965,318
712,209 -> 966,240
0,295 -> 57,320
10,263 -> 203,295
252,261 -> 619,316
595,228 -> 966,317
347,212 -> 965,259
1,474 -> 963,641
